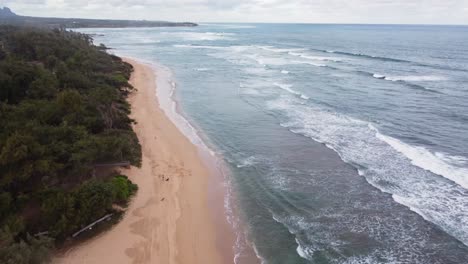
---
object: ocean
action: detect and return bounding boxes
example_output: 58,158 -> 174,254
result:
78,24 -> 468,263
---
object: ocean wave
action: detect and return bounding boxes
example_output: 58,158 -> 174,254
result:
266,96 -> 468,246
161,31 -> 235,41
288,51 -> 343,62
272,216 -> 316,261
245,54 -> 289,66
296,61 -> 327,67
311,48 -> 468,72
256,46 -> 307,53
244,53 -> 326,68
131,37 -> 161,44
384,75 -> 448,82
405,83 -> 442,93
336,51 -> 409,62
273,83 -> 310,100
295,238 -> 313,261
359,71 -> 444,93
273,82 -> 296,93
310,48 -> 410,63
271,205 -> 453,263
372,73 -> 386,79
173,44 -> 224,49
236,156 -> 259,168
375,129 -> 468,189
179,44 -> 328,68
281,70 -> 289,74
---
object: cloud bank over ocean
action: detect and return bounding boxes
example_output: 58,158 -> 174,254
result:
2,0 -> 468,24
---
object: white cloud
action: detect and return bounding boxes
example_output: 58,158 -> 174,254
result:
1,0 -> 468,24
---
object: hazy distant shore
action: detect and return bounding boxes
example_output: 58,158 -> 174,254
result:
0,7 -> 198,28
53,58 -> 231,264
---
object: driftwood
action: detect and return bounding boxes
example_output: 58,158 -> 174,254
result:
34,231 -> 49,237
72,214 -> 113,238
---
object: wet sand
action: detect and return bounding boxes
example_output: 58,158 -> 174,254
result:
53,58 -> 231,264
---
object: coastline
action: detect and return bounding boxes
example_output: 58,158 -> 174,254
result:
53,58 -> 232,263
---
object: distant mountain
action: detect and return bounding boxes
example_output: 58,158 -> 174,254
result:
0,6 -> 197,28
0,7 -> 17,17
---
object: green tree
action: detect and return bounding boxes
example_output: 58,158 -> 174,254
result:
0,25 -> 141,258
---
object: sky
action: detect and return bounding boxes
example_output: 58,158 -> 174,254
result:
2,0 -> 468,25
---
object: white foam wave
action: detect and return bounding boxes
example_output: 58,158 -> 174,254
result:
196,68 -> 210,71
273,83 -> 309,100
161,31 -> 235,41
148,62 -> 218,159
273,82 -> 297,94
257,46 -> 307,53
246,54 -> 294,66
341,254 -> 398,264
178,44 -> 327,69
295,239 -> 311,260
267,96 -> 468,246
372,73 -> 386,79
236,156 -> 258,168
281,70 -> 289,74
289,51 -> 342,62
375,131 -> 468,189
188,45 -> 329,68
247,54 -> 326,67
385,75 -> 447,82
296,61 -> 327,67
173,44 -> 223,49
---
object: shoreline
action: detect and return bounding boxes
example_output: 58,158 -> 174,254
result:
53,58 -> 234,263
150,61 -> 261,264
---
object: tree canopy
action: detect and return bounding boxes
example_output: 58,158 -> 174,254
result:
0,26 -> 141,263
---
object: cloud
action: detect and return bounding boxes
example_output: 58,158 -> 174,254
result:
1,0 -> 468,24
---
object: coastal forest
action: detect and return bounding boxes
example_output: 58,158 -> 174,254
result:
0,25 -> 142,263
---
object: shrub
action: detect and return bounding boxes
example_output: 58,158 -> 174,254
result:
111,175 -> 138,201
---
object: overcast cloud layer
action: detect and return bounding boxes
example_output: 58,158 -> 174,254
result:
2,0 -> 468,24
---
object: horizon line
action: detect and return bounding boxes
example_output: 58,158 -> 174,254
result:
4,7 -> 468,27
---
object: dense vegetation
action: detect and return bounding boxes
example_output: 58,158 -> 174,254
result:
0,25 -> 141,263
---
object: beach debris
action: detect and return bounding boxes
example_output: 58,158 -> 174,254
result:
72,214 -> 113,238
33,231 -> 50,237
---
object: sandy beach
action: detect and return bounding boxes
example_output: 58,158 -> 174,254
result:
53,59 -> 229,264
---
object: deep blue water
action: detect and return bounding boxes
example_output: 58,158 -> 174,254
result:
78,24 -> 468,263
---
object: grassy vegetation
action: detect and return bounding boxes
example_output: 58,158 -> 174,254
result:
0,25 -> 142,263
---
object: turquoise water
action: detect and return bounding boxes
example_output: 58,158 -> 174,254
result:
78,24 -> 468,263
